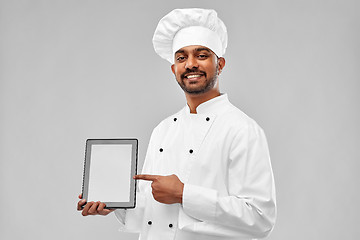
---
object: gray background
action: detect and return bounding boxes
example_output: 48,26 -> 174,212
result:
1,0 -> 359,239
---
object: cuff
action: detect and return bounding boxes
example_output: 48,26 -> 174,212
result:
114,209 -> 126,229
182,183 -> 217,222
114,192 -> 146,233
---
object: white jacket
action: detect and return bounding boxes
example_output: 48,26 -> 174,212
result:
115,94 -> 276,240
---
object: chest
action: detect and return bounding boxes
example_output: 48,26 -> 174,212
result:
150,114 -> 234,186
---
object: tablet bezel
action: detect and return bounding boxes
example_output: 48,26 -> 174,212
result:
81,139 -> 138,209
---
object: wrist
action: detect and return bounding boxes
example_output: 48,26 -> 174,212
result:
178,182 -> 184,203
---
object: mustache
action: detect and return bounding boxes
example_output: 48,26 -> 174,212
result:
181,69 -> 206,79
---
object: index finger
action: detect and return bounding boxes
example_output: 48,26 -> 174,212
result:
133,174 -> 160,181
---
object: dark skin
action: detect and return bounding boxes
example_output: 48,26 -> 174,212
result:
77,45 -> 225,215
133,174 -> 184,204
77,194 -> 114,216
171,45 -> 225,113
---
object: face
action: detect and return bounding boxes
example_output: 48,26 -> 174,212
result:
171,45 -> 225,95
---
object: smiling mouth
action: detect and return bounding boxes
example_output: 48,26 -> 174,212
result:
185,74 -> 203,79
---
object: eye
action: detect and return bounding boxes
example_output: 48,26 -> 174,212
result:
198,54 -> 208,59
176,56 -> 186,62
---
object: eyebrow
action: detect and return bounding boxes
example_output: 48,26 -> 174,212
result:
175,49 -> 185,55
175,47 -> 212,55
194,47 -> 211,53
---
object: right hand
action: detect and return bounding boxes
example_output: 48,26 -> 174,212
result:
77,194 -> 115,216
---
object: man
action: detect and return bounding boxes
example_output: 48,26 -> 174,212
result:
78,8 -> 276,240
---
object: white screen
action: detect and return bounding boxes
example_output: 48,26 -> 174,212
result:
87,144 -> 132,202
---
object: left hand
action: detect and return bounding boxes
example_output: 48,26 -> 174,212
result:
77,194 -> 114,216
134,174 -> 184,204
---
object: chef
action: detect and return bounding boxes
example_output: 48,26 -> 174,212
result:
78,8 -> 276,240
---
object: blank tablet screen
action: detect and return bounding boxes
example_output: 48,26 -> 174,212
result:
82,139 -> 138,208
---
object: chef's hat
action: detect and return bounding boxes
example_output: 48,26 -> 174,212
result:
152,8 -> 228,64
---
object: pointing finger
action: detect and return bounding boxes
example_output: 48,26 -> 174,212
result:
134,174 -> 160,181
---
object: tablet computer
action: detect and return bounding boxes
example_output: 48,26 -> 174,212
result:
81,139 -> 138,209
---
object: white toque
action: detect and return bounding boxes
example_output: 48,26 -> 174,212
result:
152,8 -> 228,64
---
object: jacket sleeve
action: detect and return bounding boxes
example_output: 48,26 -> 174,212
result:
114,193 -> 146,232
181,125 -> 276,239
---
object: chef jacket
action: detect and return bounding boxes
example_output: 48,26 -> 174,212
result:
115,94 -> 276,240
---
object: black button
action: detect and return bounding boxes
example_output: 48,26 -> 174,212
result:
159,148 -> 163,152
206,117 -> 210,121
174,118 -> 177,121
169,223 -> 173,228
148,221 -> 152,225
189,149 -> 193,154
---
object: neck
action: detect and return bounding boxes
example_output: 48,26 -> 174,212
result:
185,88 -> 220,114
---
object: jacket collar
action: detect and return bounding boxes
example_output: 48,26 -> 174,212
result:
185,93 -> 229,115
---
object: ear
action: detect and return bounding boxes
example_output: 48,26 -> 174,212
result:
171,64 -> 175,74
217,57 -> 226,75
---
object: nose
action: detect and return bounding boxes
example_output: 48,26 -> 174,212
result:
185,55 -> 199,70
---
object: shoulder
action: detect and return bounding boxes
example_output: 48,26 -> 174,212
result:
219,101 -> 263,134
219,103 -> 268,153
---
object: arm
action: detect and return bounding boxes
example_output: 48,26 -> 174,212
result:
181,126 -> 276,238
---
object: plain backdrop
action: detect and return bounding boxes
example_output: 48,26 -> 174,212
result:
1,0 -> 359,239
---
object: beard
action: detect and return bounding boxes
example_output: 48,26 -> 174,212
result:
176,65 -> 219,95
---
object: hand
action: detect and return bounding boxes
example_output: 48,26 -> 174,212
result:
134,174 -> 184,204
77,194 -> 115,216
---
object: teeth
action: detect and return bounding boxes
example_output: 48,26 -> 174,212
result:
186,75 -> 201,79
